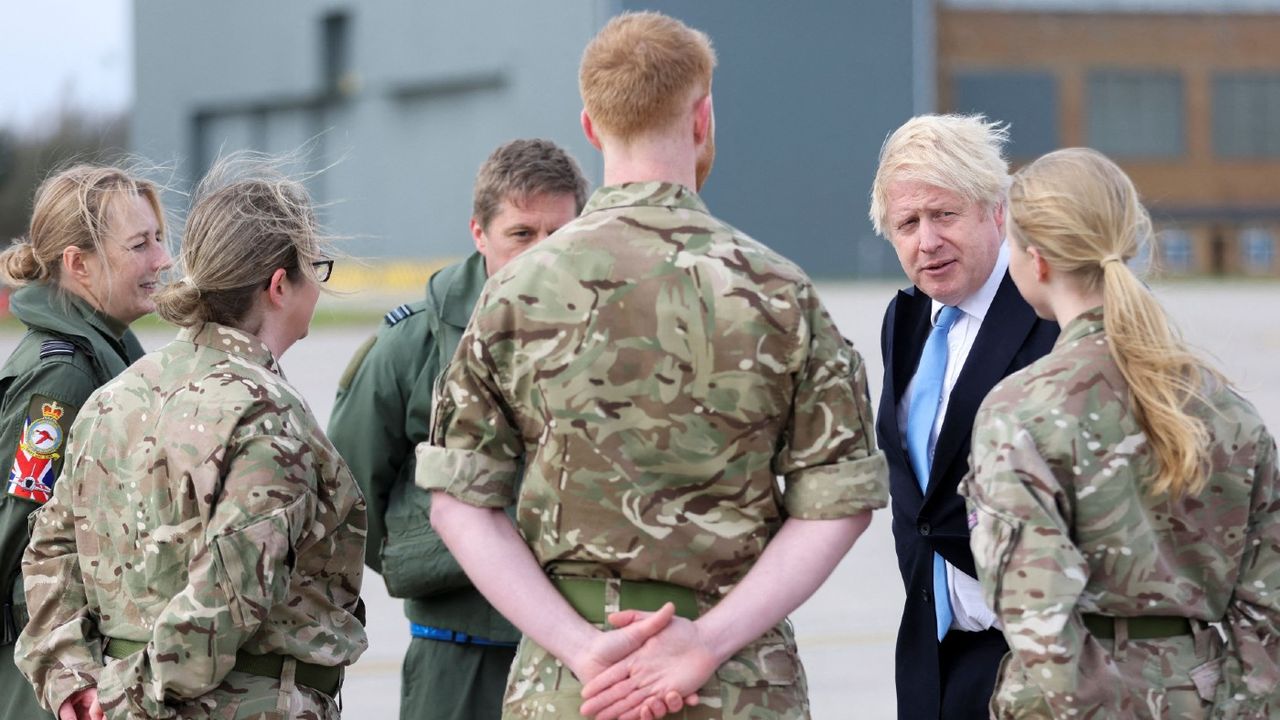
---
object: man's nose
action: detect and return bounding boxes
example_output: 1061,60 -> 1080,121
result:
917,221 -> 943,253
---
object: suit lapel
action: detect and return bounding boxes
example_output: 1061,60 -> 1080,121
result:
925,272 -> 1037,503
886,289 -> 932,484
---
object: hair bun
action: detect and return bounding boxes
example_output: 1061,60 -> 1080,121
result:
0,240 -> 47,286
151,279 -> 206,327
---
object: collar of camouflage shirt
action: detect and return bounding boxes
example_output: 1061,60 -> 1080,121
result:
178,321 -> 283,376
1054,306 -> 1105,350
581,181 -> 709,218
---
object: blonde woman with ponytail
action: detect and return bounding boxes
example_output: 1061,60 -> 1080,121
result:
961,147 -> 1279,718
0,165 -> 170,720
16,154 -> 366,719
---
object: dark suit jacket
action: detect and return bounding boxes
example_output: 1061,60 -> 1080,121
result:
878,272 -> 1058,720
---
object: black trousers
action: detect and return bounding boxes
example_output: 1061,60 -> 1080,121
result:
937,628 -> 1008,720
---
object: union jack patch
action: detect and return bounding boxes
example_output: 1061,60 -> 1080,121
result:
7,398 -> 68,504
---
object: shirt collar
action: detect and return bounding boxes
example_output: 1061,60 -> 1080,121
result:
439,251 -> 489,329
1055,306 -> 1106,348
929,241 -> 1009,326
581,182 -> 710,217
177,321 -> 282,376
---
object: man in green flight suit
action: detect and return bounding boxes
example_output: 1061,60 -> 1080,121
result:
329,138 -> 588,720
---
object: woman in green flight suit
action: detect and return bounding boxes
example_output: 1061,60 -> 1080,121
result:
0,165 -> 171,719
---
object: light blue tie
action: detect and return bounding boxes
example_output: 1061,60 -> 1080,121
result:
906,305 -> 962,642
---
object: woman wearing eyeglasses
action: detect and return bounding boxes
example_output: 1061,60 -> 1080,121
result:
16,155 -> 366,720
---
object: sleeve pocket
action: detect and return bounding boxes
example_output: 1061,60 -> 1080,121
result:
967,492 -> 1023,615
209,503 -> 298,630
380,483 -> 467,598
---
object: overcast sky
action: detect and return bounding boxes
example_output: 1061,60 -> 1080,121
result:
0,0 -> 131,133
3,0 -> 1279,135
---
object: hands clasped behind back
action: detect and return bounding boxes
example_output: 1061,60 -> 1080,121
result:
579,605 -> 711,720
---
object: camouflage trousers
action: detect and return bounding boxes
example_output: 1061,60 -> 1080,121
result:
110,667 -> 339,720
502,621 -> 809,719
991,621 -> 1225,719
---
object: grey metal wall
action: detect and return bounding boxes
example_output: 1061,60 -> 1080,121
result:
623,1 -> 920,277
133,0 -> 603,261
133,1 -> 919,277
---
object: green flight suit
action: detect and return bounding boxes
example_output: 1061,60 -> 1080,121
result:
330,252 -> 517,720
0,283 -> 144,719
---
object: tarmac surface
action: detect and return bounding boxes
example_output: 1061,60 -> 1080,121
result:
3,279 -> 1277,718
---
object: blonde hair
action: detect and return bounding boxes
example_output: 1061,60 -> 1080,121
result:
152,153 -> 334,329
870,114 -> 1011,238
579,11 -> 717,141
1007,147 -> 1223,498
0,164 -> 166,286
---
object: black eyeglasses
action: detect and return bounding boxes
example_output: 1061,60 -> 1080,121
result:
263,259 -> 334,289
312,259 -> 334,283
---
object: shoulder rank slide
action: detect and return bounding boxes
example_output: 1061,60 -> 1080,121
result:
7,399 -> 68,504
39,339 -> 76,359
384,303 -> 417,327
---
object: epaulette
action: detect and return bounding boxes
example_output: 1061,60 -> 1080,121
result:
38,340 -> 76,360
384,303 -> 420,327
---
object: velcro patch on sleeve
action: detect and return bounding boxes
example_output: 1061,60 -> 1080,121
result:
6,395 -> 73,504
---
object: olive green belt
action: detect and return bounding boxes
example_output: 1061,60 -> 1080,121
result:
1081,614 -> 1193,640
105,638 -> 343,697
551,577 -> 701,625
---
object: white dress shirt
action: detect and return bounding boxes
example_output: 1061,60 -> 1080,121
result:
897,242 -> 1009,632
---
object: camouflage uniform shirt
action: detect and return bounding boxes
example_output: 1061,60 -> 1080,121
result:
963,309 -> 1280,719
418,182 -> 887,717
17,322 -> 368,718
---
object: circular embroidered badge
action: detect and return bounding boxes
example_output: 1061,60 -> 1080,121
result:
25,417 -> 63,457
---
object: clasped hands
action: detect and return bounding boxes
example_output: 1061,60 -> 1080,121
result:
573,602 -> 721,720
59,686 -> 104,720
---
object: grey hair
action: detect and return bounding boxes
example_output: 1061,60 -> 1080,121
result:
869,114 -> 1011,238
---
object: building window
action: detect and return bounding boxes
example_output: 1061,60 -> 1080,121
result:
950,71 -> 1059,158
1130,235 -> 1154,275
1240,227 -> 1276,272
1158,227 -> 1194,273
1214,74 -> 1280,158
322,11 -> 351,97
1087,71 -> 1184,158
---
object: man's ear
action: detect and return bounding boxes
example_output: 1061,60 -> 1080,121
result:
470,218 -> 487,253
693,94 -> 712,144
581,109 -> 602,150
992,200 -> 1006,238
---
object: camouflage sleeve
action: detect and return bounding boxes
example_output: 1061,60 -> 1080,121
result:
1217,429 -> 1280,716
15,472 -> 102,714
965,405 -> 1120,714
93,432 -> 316,718
415,323 -> 523,508
773,289 -> 887,519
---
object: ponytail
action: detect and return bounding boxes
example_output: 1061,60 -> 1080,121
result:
1008,148 -> 1223,498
